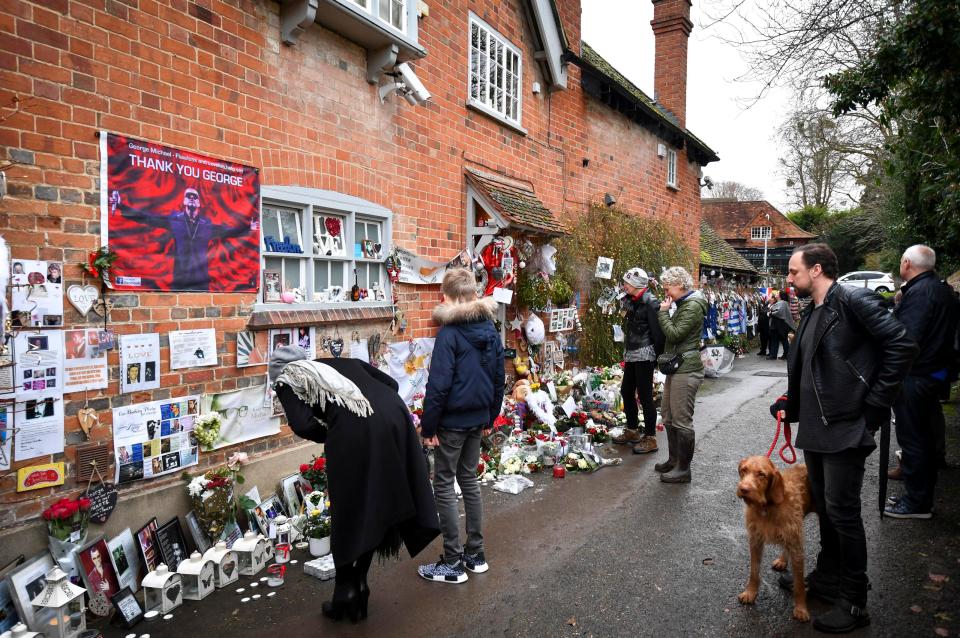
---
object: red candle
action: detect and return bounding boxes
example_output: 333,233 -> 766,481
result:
553,464 -> 565,478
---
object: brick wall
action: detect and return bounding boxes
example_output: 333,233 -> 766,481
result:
0,0 -> 706,537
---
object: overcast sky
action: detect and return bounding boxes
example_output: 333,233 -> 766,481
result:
581,1 -> 794,212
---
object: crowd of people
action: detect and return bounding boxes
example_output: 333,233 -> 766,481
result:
267,242 -> 958,634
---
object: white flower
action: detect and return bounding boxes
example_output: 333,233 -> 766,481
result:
577,459 -> 589,470
187,476 -> 207,497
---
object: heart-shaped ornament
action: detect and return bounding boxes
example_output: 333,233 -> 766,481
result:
77,407 -> 99,439
222,561 -> 236,577
329,338 -> 344,358
166,583 -> 181,602
66,284 -> 101,316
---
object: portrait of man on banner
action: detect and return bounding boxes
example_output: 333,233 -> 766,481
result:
101,132 -> 261,292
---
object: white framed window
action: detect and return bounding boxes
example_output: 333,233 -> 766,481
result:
468,13 -> 522,127
259,189 -> 392,307
349,0 -> 369,9
666,149 -> 678,188
751,226 -> 772,240
379,0 -> 404,31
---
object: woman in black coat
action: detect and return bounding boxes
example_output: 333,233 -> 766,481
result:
270,346 -> 440,623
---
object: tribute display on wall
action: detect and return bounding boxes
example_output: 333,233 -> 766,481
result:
268,327 -> 316,360
394,247 -> 470,285
0,403 -> 11,471
235,331 -> 268,368
168,328 -> 217,370
385,338 -> 435,404
119,333 -> 161,394
202,384 -> 280,450
62,329 -> 109,392
13,394 -> 64,461
99,132 -> 261,292
10,259 -> 63,327
14,331 -> 63,401
112,396 -> 200,484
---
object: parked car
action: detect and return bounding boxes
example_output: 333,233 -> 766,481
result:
837,270 -> 897,293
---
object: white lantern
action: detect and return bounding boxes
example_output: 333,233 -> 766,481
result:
141,563 -> 182,614
28,567 -> 85,638
274,515 -> 292,547
232,531 -> 271,576
0,622 -> 43,638
202,541 -> 239,588
175,552 -> 216,601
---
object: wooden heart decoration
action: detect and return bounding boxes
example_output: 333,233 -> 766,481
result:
77,407 -> 99,438
66,284 -> 101,316
166,583 -> 181,602
85,482 -> 118,524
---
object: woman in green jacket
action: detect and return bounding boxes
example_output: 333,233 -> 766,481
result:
654,266 -> 708,483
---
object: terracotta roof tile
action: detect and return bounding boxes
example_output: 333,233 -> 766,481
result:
702,199 -> 816,240
466,169 -> 566,235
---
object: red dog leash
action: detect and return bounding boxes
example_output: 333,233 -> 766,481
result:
767,411 -> 797,464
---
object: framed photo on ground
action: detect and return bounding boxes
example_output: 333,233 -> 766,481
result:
185,510 -> 211,554
77,537 -> 121,617
110,586 -> 144,628
279,474 -> 310,517
5,552 -> 54,631
248,494 -> 285,536
135,518 -> 159,574
107,528 -> 141,593
0,577 -> 21,632
154,517 -> 188,571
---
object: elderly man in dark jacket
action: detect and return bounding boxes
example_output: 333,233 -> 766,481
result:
770,243 -> 917,633
886,245 -> 960,519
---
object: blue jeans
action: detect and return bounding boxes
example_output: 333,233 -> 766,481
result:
434,426 -> 484,563
805,447 -> 871,606
893,375 -> 943,511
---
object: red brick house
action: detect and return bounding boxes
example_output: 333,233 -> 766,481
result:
702,199 -> 815,274
0,0 -> 715,553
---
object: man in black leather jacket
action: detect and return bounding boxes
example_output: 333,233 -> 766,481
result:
886,245 -> 960,519
770,243 -> 917,633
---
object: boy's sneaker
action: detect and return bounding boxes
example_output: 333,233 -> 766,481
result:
418,556 -> 468,583
462,551 -> 488,574
884,501 -> 932,519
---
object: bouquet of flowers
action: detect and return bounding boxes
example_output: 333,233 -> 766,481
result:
499,453 -> 525,475
555,410 -> 589,433
408,393 -> 424,429
43,496 -> 91,542
185,453 -> 247,541
477,450 -> 500,481
302,510 -> 331,539
587,421 -> 610,444
300,454 -> 327,492
82,245 -> 119,282
522,451 -> 543,474
192,412 -> 222,451
563,451 -> 599,473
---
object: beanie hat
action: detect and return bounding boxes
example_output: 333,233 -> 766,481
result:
623,267 -> 649,289
269,344 -> 309,382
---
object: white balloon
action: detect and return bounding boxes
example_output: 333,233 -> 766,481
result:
524,314 -> 546,345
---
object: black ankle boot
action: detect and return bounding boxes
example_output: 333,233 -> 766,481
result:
654,427 -> 678,473
660,429 -> 694,483
322,565 -> 366,623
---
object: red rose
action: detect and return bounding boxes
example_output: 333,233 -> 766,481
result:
315,458 -> 326,471
477,462 -> 485,473
303,485 -> 314,494
299,464 -> 309,473
42,509 -> 52,521
79,497 -> 91,510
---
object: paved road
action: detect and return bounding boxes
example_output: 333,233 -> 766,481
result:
99,356 -> 959,637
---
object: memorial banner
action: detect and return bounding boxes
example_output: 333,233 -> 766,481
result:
100,132 -> 260,292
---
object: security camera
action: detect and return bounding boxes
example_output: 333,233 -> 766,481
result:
703,176 -> 714,189
396,62 -> 431,104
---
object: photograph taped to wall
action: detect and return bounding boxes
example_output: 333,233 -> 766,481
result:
236,330 -> 268,367
113,396 -> 199,484
10,260 -> 63,327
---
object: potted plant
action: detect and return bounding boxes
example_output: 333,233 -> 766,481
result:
303,511 -> 331,557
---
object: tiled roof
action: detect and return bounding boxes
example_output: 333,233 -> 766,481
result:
700,221 -> 758,273
576,42 -> 719,165
466,169 -> 566,235
702,199 -> 816,240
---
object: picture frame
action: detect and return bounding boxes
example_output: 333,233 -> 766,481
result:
154,517 -> 188,571
0,574 -> 22,632
236,330 -> 268,368
107,528 -> 142,593
279,474 -> 310,516
77,537 -> 121,616
263,271 -> 281,303
110,586 -> 144,628
247,493 -> 285,536
135,518 -> 160,574
185,510 -> 211,554
5,551 -> 55,630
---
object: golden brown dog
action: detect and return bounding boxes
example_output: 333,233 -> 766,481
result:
736,455 -> 815,622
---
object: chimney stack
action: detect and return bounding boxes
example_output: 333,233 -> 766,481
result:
651,0 -> 693,128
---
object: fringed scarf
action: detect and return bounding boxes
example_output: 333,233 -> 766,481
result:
275,360 -> 373,418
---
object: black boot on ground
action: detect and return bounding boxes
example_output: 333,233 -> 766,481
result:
654,427 -> 678,473
660,429 -> 694,483
812,599 -> 870,633
322,564 -> 366,623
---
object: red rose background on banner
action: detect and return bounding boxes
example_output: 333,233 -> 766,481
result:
101,132 -> 261,292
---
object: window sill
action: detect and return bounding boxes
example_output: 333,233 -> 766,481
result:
466,101 -> 528,136
248,303 -> 395,329
666,184 -> 680,192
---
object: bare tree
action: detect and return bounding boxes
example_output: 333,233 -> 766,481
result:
701,180 -> 765,200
